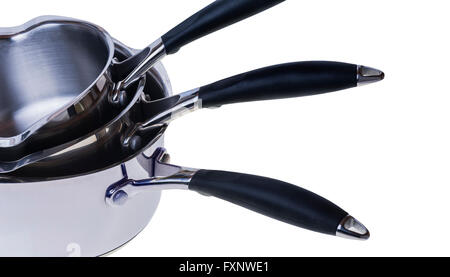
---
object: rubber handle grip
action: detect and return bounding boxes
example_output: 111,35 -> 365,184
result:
189,170 -> 348,235
161,0 -> 284,54
198,61 -> 357,108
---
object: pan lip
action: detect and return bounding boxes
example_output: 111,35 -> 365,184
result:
0,129 -> 167,184
0,15 -> 116,147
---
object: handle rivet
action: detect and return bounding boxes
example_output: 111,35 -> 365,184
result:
113,190 -> 128,205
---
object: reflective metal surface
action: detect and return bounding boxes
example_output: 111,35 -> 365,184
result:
357,65 -> 385,86
106,148 -> 195,207
0,2 -> 288,150
0,43 -> 143,172
0,156 -> 162,257
1,39 -> 170,180
122,88 -> 200,144
117,38 -> 167,91
0,16 -> 115,147
0,41 -> 172,256
336,215 -> 370,240
0,16 -> 183,169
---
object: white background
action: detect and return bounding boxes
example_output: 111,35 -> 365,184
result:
2,0 -> 450,256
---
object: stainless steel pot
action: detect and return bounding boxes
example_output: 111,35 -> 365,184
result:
0,26 -> 151,173
0,16 -> 120,147
0,40 -> 168,256
0,14 -> 382,173
0,0 -> 285,149
0,0 -> 384,172
0,40 -> 372,256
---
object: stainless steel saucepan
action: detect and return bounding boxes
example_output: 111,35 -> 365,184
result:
0,41 -> 168,256
0,0 -> 383,173
0,0 -> 285,149
0,41 -> 370,256
0,17 -> 384,173
16,52 -> 382,170
0,34 -> 157,172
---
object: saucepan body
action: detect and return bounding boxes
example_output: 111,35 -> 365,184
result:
0,17 -> 152,173
0,1 -> 377,255
0,152 -> 162,257
0,40 -> 371,256
0,16 -> 117,147
0,0 -> 286,149
0,41 -> 171,257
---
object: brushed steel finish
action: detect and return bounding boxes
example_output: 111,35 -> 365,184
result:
0,157 -> 161,257
2,39 -> 171,179
0,16 -> 115,147
0,41 -> 172,257
0,25 -> 145,172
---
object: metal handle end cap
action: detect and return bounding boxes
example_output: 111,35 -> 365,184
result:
336,215 -> 370,240
357,65 -> 385,86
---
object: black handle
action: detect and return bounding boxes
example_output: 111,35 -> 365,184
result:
189,170 -> 348,235
198,61 -> 357,108
161,0 -> 284,54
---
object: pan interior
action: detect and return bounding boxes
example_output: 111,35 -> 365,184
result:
0,21 -> 112,137
0,42 -> 168,183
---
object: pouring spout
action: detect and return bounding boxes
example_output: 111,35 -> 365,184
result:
357,65 -> 385,86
